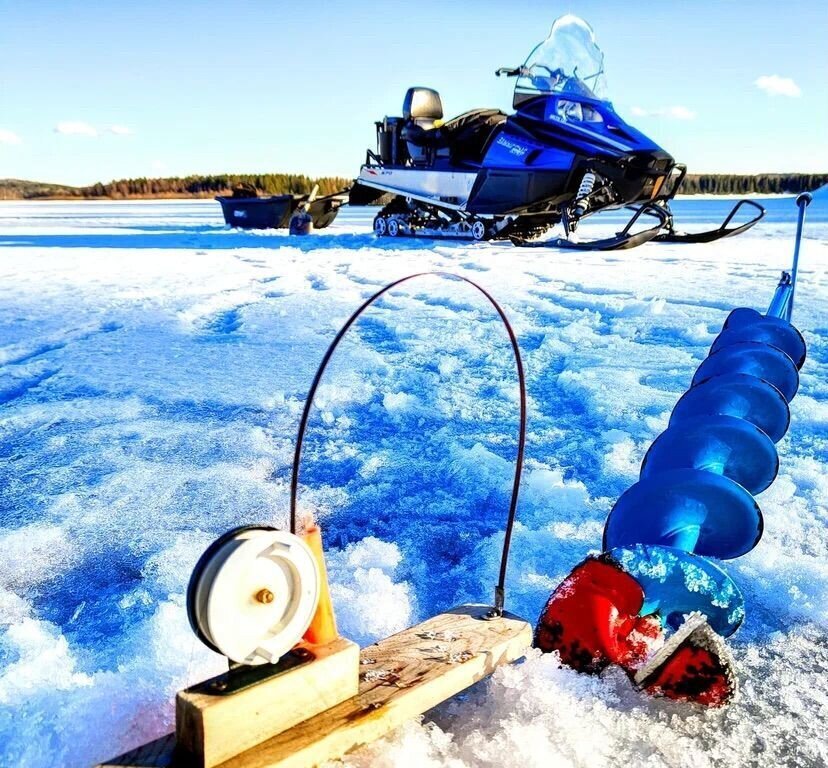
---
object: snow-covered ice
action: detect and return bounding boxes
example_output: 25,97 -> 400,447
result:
0,197 -> 826,767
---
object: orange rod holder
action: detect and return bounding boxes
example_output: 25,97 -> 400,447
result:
301,524 -> 339,645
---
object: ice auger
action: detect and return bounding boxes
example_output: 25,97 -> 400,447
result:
535,193 -> 813,706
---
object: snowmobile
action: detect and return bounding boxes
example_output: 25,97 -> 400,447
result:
350,15 -> 765,250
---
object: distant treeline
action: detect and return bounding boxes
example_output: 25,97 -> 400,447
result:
0,174 -> 351,200
1,173 -> 826,200
677,174 -> 828,195
0,179 -> 79,199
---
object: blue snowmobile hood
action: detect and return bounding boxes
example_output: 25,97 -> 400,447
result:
513,94 -> 666,157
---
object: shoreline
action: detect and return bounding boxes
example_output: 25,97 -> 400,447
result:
0,193 -> 800,204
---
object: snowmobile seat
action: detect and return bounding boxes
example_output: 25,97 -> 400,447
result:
401,87 -> 450,165
403,87 -> 443,126
439,108 -> 508,165
401,91 -> 506,168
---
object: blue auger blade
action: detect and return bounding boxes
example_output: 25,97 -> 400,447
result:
723,307 -> 762,328
608,544 -> 745,637
641,414 -> 778,495
693,341 -> 799,402
670,373 -> 790,443
603,468 -> 763,560
712,311 -> 806,369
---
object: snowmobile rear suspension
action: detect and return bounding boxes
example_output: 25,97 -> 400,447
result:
373,199 -> 510,241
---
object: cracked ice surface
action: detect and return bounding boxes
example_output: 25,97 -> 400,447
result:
0,198 -> 827,767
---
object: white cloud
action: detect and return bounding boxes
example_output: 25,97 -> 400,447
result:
0,128 -> 22,145
665,106 -> 696,120
54,121 -> 133,137
754,74 -> 801,97
629,105 -> 696,120
55,121 -> 98,137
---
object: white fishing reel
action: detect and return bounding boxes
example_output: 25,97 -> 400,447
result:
186,526 -> 320,666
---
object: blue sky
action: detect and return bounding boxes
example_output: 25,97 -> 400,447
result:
1,0 -> 826,185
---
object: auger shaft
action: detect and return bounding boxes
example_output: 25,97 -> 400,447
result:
767,192 -> 813,321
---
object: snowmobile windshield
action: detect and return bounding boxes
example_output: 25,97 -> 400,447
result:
515,15 -> 608,102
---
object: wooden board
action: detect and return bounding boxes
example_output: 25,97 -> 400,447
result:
98,605 -> 532,768
177,638 -> 359,767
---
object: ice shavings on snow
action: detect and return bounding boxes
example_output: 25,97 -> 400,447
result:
0,198 -> 827,767
327,538 -> 414,645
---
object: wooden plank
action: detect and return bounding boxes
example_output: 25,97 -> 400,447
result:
176,638 -> 359,767
98,605 -> 532,768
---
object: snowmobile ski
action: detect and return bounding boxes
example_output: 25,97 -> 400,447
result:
510,203 -> 668,251
654,198 -> 766,244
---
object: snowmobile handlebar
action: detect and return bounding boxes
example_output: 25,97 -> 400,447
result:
495,64 -> 560,78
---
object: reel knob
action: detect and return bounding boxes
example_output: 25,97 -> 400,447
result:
187,526 -> 320,665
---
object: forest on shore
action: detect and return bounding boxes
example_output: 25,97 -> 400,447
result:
0,174 -> 350,200
1,172 -> 826,200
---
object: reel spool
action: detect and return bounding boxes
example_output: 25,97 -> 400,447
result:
187,526 -> 320,666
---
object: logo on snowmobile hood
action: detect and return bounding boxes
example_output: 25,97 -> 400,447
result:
495,135 -> 530,157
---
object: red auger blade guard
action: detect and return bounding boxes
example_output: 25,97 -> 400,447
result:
534,556 -> 663,673
633,613 -> 737,707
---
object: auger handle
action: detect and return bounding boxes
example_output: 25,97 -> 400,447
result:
787,192 -> 813,322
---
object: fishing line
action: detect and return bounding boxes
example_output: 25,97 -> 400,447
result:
288,272 -> 527,615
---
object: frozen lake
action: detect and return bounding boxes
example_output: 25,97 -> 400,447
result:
1,197 -> 827,767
